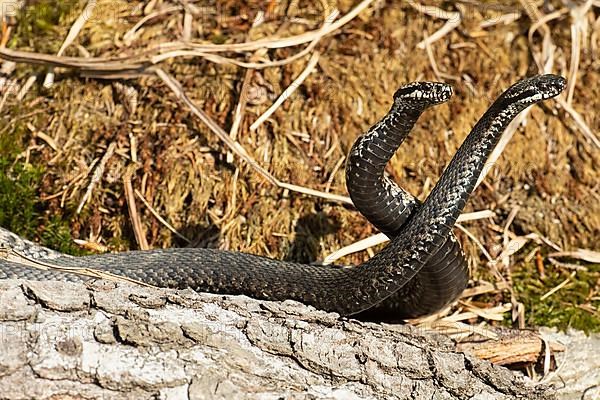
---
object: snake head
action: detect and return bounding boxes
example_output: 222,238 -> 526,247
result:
393,82 -> 453,107
498,74 -> 566,106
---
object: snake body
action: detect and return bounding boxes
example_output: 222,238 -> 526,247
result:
0,75 -> 566,318
346,82 -> 468,317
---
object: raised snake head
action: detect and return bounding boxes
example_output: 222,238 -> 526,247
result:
392,82 -> 453,108
497,74 -> 566,107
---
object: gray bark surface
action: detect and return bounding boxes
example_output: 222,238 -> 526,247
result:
0,279 -> 555,400
541,328 -> 600,400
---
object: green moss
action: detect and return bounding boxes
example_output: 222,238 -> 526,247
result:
511,261 -> 600,333
40,216 -> 87,255
10,0 -> 80,52
0,155 -> 43,239
0,122 -> 84,256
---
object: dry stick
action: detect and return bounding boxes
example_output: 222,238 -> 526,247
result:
455,302 -> 507,322
154,67 -> 276,184
0,82 -> 10,112
406,0 -> 462,49
123,167 -> 149,250
0,47 -> 149,72
16,75 -> 36,101
153,8 -> 340,69
250,51 -> 320,131
225,11 -> 275,164
455,223 -> 493,261
548,248 -> 600,263
154,0 -> 375,53
153,67 -> 353,204
479,11 -> 521,29
76,142 -> 116,214
325,155 -> 345,193
227,59 -> 256,164
555,97 -> 600,147
322,210 -> 496,264
525,3 -> 600,148
0,7 -> 346,72
44,0 -> 97,88
567,21 -> 581,105
152,41 -> 316,69
547,257 -> 588,272
0,20 -> 12,48
460,281 -> 510,298
540,271 -> 577,301
527,7 -> 568,72
474,110 -> 531,189
566,0 -> 594,104
501,205 -> 520,267
0,246 -> 153,287
0,0 -> 370,70
27,122 -> 58,151
123,5 -> 183,45
134,189 -> 191,244
423,34 -> 459,81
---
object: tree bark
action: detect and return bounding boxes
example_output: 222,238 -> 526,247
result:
0,279 -> 555,400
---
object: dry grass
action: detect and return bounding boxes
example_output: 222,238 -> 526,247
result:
0,0 -> 598,333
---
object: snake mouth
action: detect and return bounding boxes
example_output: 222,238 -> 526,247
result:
393,82 -> 453,105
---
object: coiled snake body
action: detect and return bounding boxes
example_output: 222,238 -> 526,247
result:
0,75 -> 566,319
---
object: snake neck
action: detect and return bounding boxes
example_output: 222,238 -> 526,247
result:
416,99 -> 535,231
347,104 -> 422,171
346,104 -> 424,234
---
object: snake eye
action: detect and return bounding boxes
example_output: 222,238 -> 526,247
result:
393,82 -> 452,105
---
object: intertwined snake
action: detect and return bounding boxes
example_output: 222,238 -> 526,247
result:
0,75 -> 566,319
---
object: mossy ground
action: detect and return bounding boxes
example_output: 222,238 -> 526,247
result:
1,0 -> 598,331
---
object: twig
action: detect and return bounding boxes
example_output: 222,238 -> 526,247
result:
547,258 -> 588,272
322,210 -> 496,264
548,248 -> 600,263
16,75 -> 36,101
150,9 -> 339,70
153,67 -> 353,204
250,51 -> 320,131
153,67 -> 277,185
123,167 -> 149,250
123,5 -> 183,45
555,97 -> 600,148
565,0 -> 594,105
455,224 -> 493,261
134,189 -> 191,244
44,0 -> 97,88
523,2 -> 600,148
406,0 -> 462,49
540,271 -> 576,301
475,108 -> 530,189
76,142 -> 116,214
227,55 -> 256,163
153,0 -> 375,53
325,156 -> 345,193
0,246 -> 153,287
461,281 -> 510,298
0,47 -> 149,74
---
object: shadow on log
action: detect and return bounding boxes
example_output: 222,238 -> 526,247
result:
0,279 -> 555,399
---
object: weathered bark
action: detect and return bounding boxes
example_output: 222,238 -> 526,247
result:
539,328 -> 600,400
0,279 -> 554,400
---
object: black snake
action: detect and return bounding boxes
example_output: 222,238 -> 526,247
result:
0,75 -> 566,319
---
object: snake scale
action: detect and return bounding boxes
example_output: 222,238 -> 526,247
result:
0,74 -> 566,319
